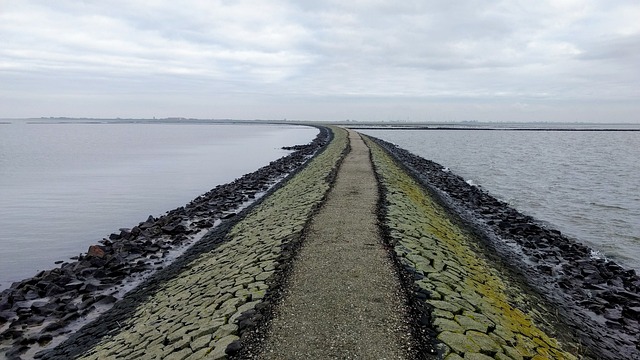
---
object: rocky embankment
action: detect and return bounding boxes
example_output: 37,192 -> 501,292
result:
35,126 -> 349,359
0,126 -> 334,359
4,126 -> 638,360
365,135 -> 640,359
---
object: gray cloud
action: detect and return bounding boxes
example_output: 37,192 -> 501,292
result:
1,0 -> 639,121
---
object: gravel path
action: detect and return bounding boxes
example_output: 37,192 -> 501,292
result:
260,130 -> 411,359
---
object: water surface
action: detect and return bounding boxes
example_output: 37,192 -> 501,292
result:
0,121 -> 317,289
361,129 -> 640,271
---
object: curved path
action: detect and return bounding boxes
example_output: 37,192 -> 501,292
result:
259,130 -> 411,359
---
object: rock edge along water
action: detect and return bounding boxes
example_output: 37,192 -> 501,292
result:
37,126 -> 348,360
364,135 -> 640,359
0,127 -> 330,360
364,135 -> 580,360
0,125 -> 328,359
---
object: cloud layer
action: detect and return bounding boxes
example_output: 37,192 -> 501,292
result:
1,0 -> 639,121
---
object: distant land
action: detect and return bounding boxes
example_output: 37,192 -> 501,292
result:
1,117 -> 639,130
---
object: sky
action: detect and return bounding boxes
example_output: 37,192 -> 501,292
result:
1,0 -> 639,122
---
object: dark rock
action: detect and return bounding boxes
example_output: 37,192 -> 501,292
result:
5,345 -> 29,359
87,245 -> 106,258
0,296 -> 12,311
77,297 -> 96,310
24,289 -> 39,300
43,321 -> 65,332
0,310 -> 16,324
25,315 -> 45,326
623,306 -> 640,320
225,340 -> 242,355
59,303 -> 76,314
93,295 -> 117,306
61,311 -> 80,323
603,308 -> 623,321
37,333 -> 53,345
65,279 -> 84,290
44,283 -> 65,297
161,225 -> 186,235
4,329 -> 24,340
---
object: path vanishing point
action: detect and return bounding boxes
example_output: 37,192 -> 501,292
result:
260,130 -> 411,358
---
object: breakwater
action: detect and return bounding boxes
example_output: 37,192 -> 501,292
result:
36,127 -> 349,360
2,126 -> 638,359
365,135 -> 640,359
0,126 -> 340,359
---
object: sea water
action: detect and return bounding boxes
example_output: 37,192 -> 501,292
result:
0,121 -> 317,289
361,128 -> 640,272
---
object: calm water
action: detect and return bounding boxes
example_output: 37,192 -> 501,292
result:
0,121 -> 317,289
361,129 -> 640,272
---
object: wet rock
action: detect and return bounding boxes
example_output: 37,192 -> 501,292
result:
623,306 -> 640,320
160,224 -> 186,235
37,334 -> 53,345
222,212 -> 236,219
87,245 -> 106,258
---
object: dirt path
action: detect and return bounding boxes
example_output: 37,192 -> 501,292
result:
259,130 -> 410,359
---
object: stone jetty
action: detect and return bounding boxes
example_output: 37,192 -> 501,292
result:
257,130 -> 411,359
1,125 -> 639,359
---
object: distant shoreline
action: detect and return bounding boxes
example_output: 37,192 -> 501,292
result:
349,126 -> 640,131
2,118 -> 640,131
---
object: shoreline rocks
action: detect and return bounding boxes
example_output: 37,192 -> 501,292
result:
40,126 -> 347,360
366,135 -> 640,359
0,125 -> 330,360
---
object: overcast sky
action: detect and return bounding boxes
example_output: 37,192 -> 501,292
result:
1,1 -> 639,122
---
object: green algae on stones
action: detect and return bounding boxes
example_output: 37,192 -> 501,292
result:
363,135 -> 579,360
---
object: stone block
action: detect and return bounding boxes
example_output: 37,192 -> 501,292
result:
501,345 -> 524,360
464,353 -> 494,360
190,334 -> 212,352
207,335 -> 240,359
428,300 -> 462,314
165,347 -> 193,360
212,324 -> 238,340
255,271 -> 275,282
466,331 -> 501,355
433,309 -> 454,319
455,315 -> 488,333
438,331 -> 481,354
434,318 -> 465,333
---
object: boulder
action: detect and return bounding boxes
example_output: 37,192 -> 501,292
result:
87,245 -> 106,258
